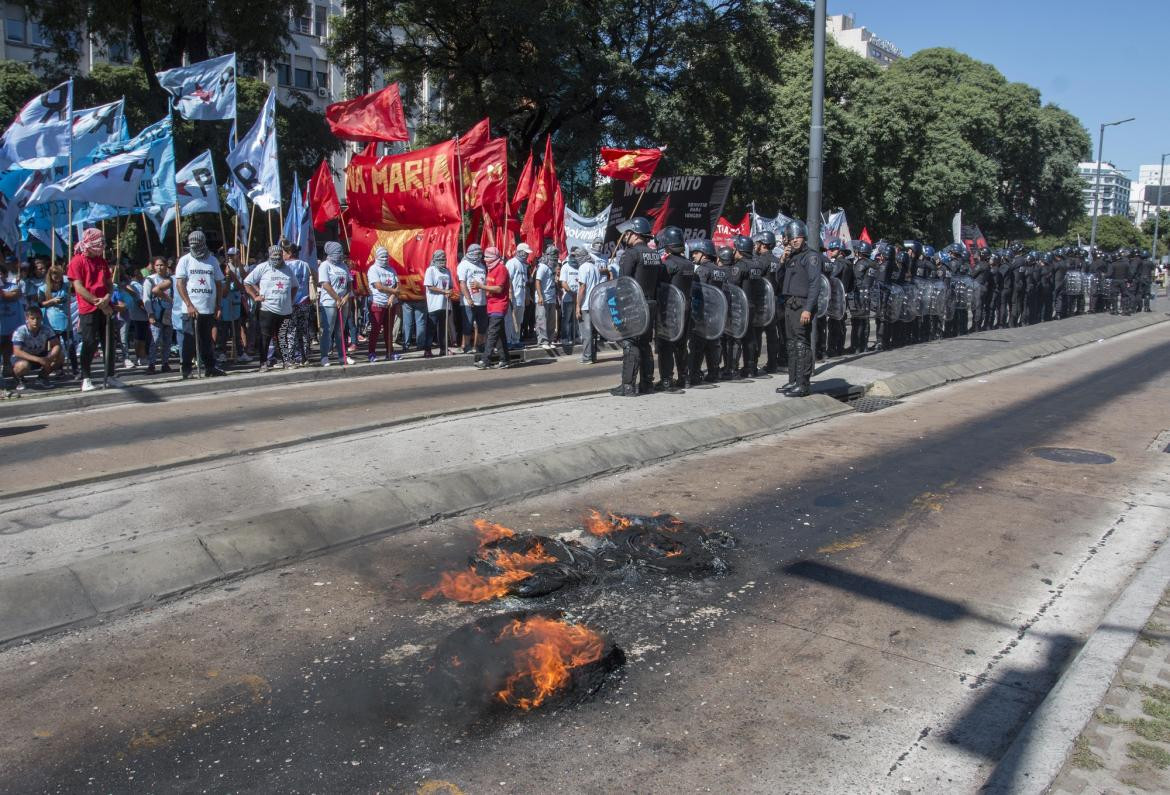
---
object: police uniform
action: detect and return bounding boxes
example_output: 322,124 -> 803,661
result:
617,239 -> 664,394
782,243 -> 823,395
656,250 -> 694,388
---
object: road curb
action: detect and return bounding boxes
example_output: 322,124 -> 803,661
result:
983,538 -> 1170,794
0,394 -> 850,648
867,314 -> 1167,398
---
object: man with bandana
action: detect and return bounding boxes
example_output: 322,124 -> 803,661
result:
317,240 -> 355,367
173,230 -> 226,378
244,245 -> 299,372
282,241 -> 314,365
67,228 -> 124,391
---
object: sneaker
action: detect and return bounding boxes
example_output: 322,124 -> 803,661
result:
36,375 -> 54,390
237,353 -> 253,363
423,351 -> 434,359
104,376 -> 125,388
272,362 -> 284,370
345,356 -> 356,365
368,355 -> 378,363
474,362 -> 488,370
80,378 -> 97,392
206,368 -> 227,377
161,365 -> 173,373
259,363 -> 270,373
321,359 -> 332,368
14,378 -> 25,392
122,358 -> 135,369
388,354 -> 403,361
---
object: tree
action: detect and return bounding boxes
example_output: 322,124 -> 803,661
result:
0,61 -> 46,125
1139,210 -> 1169,255
18,0 -> 304,92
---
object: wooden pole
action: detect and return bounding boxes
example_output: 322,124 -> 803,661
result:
141,212 -> 153,261
266,210 -> 274,248
245,202 -> 256,259
455,136 -> 468,251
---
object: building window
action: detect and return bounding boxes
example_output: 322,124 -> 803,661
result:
295,9 -> 313,35
315,62 -> 329,91
6,7 -> 26,43
275,60 -> 291,86
294,56 -> 313,90
314,5 -> 328,37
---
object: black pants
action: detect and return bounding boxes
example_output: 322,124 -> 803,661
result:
1140,279 -> 1152,311
720,334 -> 742,376
687,333 -> 718,383
483,313 -> 510,365
79,311 -> 114,379
258,310 -> 290,366
850,315 -> 870,352
763,320 -> 782,369
656,331 -> 688,384
177,313 -> 216,375
425,309 -> 448,354
742,325 -> 761,375
827,318 -> 846,356
784,298 -> 813,387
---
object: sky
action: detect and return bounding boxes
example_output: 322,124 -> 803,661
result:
836,0 -> 1170,183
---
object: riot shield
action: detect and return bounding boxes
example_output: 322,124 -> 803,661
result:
655,283 -> 687,342
747,277 -> 776,327
1083,273 -> 1099,298
1064,270 -> 1083,296
828,277 -> 846,320
690,283 -> 727,340
816,275 -> 830,317
885,284 -> 905,322
898,282 -> 917,322
587,276 -> 649,342
924,279 -> 947,317
724,283 -> 750,339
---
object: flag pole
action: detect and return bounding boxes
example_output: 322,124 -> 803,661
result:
630,187 -> 647,217
245,201 -> 256,258
105,216 -> 121,389
266,210 -> 274,247
141,212 -> 153,260
455,137 -> 468,251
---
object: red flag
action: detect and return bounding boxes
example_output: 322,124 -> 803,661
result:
308,159 -> 341,232
511,150 -> 535,213
458,118 -> 490,153
521,137 -> 563,254
712,213 -> 750,248
344,138 -> 461,230
598,147 -> 663,190
345,222 -> 462,302
859,227 -> 873,244
462,137 -> 508,224
326,84 -> 408,143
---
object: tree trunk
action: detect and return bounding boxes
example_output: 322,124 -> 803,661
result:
131,0 -> 162,93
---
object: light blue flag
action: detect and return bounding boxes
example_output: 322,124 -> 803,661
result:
282,173 -> 302,244
74,116 -> 174,224
70,99 -> 125,166
227,87 -> 280,211
0,81 -> 73,172
0,171 -> 38,249
156,150 -> 221,239
27,134 -> 170,209
156,54 -> 237,122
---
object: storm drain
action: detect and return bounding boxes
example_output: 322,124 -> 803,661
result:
847,396 -> 902,414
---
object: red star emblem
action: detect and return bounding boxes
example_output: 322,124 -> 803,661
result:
275,281 -> 285,289
197,277 -> 207,285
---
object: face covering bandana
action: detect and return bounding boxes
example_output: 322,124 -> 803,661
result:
188,231 -> 208,258
324,241 -> 344,265
268,245 -> 283,267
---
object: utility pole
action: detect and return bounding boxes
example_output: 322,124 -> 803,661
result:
805,0 -> 826,247
1089,117 -> 1135,250
1153,152 -> 1168,261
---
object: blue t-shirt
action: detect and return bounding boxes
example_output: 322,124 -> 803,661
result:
44,284 -> 70,333
286,259 -> 311,306
12,322 -> 58,356
0,276 -> 25,335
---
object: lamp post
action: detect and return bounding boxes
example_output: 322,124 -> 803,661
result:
1153,152 -> 1169,261
805,0 -> 827,246
1089,117 -> 1135,250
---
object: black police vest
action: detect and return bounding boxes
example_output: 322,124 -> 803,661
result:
620,243 -> 664,299
664,254 -> 695,294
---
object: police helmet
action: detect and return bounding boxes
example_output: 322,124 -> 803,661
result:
896,250 -> 911,267
690,238 -> 716,259
784,219 -> 808,241
903,240 -> 923,257
922,245 -> 936,259
978,247 -> 991,260
854,241 -> 872,257
716,246 -> 734,265
625,217 -> 652,237
656,226 -> 685,253
1042,252 -> 1054,264
827,239 -> 843,252
1142,249 -> 1151,259
732,235 -> 754,255
753,230 -> 777,248
874,242 -> 892,260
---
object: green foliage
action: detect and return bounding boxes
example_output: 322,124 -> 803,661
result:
0,61 -> 46,124
1028,214 -> 1142,251
1140,210 -> 1170,254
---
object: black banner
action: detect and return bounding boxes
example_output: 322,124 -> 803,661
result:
606,175 -> 733,248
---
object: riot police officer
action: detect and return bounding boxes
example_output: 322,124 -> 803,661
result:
849,241 -> 875,352
753,231 -> 783,373
777,220 -> 822,398
689,239 -> 722,383
721,243 -> 750,379
1108,251 -> 1131,315
613,217 -> 664,397
734,234 -> 767,377
654,226 -> 693,391
1137,250 -> 1155,312
825,241 -> 848,356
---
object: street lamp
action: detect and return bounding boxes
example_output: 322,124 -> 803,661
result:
1153,152 -> 1170,262
1089,117 -> 1135,250
805,0 -> 827,247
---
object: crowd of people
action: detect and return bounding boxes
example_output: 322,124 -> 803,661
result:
0,222 -> 1161,398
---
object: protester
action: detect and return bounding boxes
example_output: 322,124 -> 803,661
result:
457,243 -> 487,353
67,228 -> 122,391
533,246 -> 558,351
0,255 -> 24,386
422,250 -> 454,357
40,264 -> 77,376
476,247 -> 512,369
119,268 -> 149,369
244,245 -> 298,372
317,240 -> 355,367
282,241 -> 314,366
142,257 -> 174,375
558,247 -> 579,352
217,248 -> 251,363
575,247 -> 603,364
366,246 -> 401,362
173,231 -> 226,379
10,306 -> 63,391
505,243 -> 530,350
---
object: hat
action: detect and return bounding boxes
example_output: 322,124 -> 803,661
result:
227,247 -> 239,255
484,246 -> 502,264
515,243 -> 532,254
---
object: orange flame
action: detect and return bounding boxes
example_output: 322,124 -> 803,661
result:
473,518 -> 516,544
423,537 -> 556,603
494,616 -> 605,710
583,509 -> 637,537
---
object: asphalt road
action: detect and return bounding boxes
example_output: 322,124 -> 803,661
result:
2,324 -> 1169,793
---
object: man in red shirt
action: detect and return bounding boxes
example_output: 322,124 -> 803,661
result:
66,228 -> 123,391
476,246 -> 512,370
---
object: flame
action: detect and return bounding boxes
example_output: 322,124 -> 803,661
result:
584,509 -> 637,537
473,518 -> 515,544
424,534 -> 556,603
494,616 -> 605,710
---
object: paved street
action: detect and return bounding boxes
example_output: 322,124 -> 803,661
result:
1,319 -> 1168,793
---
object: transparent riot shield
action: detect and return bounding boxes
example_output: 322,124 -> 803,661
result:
747,278 -> 776,327
828,277 -> 846,320
690,283 -> 727,340
587,276 -> 649,342
655,283 -> 686,342
724,283 -> 750,339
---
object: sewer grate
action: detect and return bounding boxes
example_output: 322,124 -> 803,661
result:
1029,447 -> 1116,465
848,396 -> 902,414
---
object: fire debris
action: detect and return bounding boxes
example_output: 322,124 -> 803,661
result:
430,610 -> 625,712
424,513 -> 736,604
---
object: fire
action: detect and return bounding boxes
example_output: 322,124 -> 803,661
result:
424,520 -> 554,603
494,616 -> 606,710
583,509 -> 637,537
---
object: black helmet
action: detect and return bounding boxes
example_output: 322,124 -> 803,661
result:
854,240 -> 872,257
784,219 -> 808,240
732,235 -> 754,255
656,226 -> 685,252
978,247 -> 991,260
827,240 -> 843,252
626,217 -> 652,237
717,246 -> 734,265
874,242 -> 892,260
753,230 -> 776,248
690,238 -> 716,259
903,240 -> 923,257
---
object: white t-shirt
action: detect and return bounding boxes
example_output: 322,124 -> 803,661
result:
456,258 -> 487,306
316,261 -> 350,308
173,253 -> 224,317
423,265 -> 452,313
577,260 -> 603,306
560,262 -> 579,296
142,273 -> 172,325
12,322 -> 57,356
505,257 -> 528,306
244,262 -> 296,316
367,263 -> 399,308
534,262 -> 557,304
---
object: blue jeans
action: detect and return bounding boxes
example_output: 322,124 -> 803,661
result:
147,321 -> 172,368
560,294 -> 578,345
318,305 -> 347,362
402,300 -> 427,348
